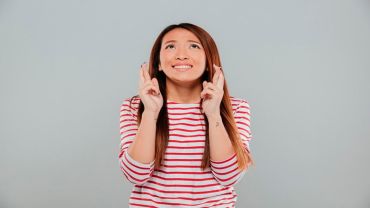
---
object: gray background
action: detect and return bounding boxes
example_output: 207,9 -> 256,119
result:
1,0 -> 369,207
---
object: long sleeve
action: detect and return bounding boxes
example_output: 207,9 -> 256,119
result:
210,99 -> 252,187
118,98 -> 155,185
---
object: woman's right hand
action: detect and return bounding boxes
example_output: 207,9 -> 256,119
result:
138,63 -> 163,117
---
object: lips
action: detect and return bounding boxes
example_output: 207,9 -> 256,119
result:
172,63 -> 193,69
173,65 -> 192,69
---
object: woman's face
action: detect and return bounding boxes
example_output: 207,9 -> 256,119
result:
159,28 -> 206,85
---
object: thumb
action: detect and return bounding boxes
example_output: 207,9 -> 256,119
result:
202,81 -> 207,88
152,77 -> 158,86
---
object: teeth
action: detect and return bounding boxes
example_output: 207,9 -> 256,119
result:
173,65 -> 192,69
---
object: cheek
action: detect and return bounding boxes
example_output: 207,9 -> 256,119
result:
199,56 -> 206,68
197,52 -> 206,63
160,53 -> 172,64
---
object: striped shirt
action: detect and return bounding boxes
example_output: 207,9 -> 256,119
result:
118,96 -> 252,207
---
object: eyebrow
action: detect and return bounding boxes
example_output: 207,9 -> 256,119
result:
163,40 -> 201,45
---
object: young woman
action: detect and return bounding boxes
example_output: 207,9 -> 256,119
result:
119,23 -> 253,207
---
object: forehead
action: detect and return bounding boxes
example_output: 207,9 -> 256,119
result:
162,28 -> 201,43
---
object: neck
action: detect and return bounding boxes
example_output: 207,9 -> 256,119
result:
166,79 -> 202,104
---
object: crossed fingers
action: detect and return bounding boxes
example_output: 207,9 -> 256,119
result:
139,63 -> 160,95
200,64 -> 224,99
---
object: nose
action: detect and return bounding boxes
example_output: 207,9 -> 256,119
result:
176,56 -> 188,60
175,47 -> 189,60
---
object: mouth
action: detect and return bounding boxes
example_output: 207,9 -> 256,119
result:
172,64 -> 193,71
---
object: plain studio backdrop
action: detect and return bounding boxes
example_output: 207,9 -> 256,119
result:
1,0 -> 369,207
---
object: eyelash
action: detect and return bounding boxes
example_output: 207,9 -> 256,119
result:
165,44 -> 175,49
165,44 -> 201,49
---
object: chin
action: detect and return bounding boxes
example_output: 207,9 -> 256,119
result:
172,78 -> 202,85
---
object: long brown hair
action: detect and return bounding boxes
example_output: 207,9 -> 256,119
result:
130,23 -> 253,171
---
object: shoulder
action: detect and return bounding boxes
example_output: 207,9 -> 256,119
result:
120,95 -> 141,115
229,96 -> 251,114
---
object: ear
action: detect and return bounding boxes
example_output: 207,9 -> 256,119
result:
158,64 -> 162,71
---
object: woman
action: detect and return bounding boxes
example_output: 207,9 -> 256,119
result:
119,23 -> 253,207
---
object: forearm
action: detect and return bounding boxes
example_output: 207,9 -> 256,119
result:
208,112 -> 248,187
127,111 -> 157,164
207,112 -> 235,161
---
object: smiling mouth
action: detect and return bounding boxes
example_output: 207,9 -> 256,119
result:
172,65 -> 193,69
172,65 -> 193,70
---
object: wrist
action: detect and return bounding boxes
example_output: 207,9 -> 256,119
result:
206,112 -> 221,121
143,110 -> 159,121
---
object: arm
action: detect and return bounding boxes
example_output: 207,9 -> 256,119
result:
208,99 -> 252,187
118,98 -> 157,185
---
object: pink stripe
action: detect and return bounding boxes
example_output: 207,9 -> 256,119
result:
169,122 -> 206,127
234,116 -> 250,122
210,154 -> 236,164
166,146 -> 204,149
136,185 -> 228,194
121,158 -> 150,176
169,133 -> 206,137
235,121 -> 250,127
212,170 -> 241,183
120,165 -> 151,183
119,123 -> 137,129
168,139 -> 205,143
156,169 -> 211,175
161,164 -> 201,168
130,196 -> 236,207
212,166 -> 239,175
169,112 -> 203,116
129,203 -> 155,207
211,159 -> 238,170
120,132 -> 136,140
132,191 -> 231,201
165,152 -> 203,155
123,151 -> 152,170
164,158 -> 203,161
146,180 -> 219,188
169,117 -> 204,121
167,106 -> 201,110
119,118 -> 136,124
152,174 -> 214,181
169,127 -> 205,132
235,110 -> 250,115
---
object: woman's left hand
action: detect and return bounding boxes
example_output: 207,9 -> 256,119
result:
200,64 -> 224,117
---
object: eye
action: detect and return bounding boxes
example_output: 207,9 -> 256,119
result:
165,44 -> 175,49
190,44 -> 201,49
